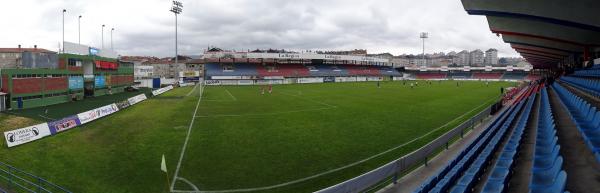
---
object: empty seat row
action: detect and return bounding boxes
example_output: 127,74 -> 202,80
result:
573,68 -> 600,78
560,76 -> 600,97
414,86 -> 536,193
530,87 -> 568,193
552,83 -> 600,163
413,101 -> 520,193
480,86 -> 539,193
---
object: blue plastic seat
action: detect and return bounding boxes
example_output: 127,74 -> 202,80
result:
530,171 -> 567,193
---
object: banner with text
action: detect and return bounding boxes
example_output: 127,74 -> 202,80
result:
77,104 -> 119,124
152,85 -> 174,96
48,115 -> 81,134
127,94 -> 148,106
4,123 -> 52,147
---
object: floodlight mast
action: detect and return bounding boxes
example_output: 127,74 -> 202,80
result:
62,9 -> 66,53
102,24 -> 105,49
420,32 -> 428,67
171,1 -> 183,64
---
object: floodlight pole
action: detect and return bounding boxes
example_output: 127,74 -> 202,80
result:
171,1 -> 183,65
78,15 -> 82,45
175,13 -> 178,64
102,24 -> 105,49
62,9 -> 66,53
420,32 -> 428,67
111,28 -> 114,50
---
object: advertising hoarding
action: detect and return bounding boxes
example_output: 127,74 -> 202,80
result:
48,116 -> 81,134
4,123 -> 51,147
77,104 -> 119,124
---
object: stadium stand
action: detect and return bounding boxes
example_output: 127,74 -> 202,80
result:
529,87 -> 567,193
573,65 -> 600,78
560,76 -> 600,97
205,63 -> 259,76
473,73 -> 503,80
501,72 -> 528,80
256,63 -> 310,77
307,64 -> 349,77
415,73 -> 447,80
344,65 -> 381,76
479,86 -> 539,193
379,66 -> 402,76
552,83 -> 600,162
204,63 -> 401,78
447,72 -> 472,79
413,86 -> 536,193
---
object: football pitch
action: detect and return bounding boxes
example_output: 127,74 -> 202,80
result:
0,80 -> 513,193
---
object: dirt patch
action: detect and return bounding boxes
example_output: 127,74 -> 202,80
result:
0,115 -> 41,132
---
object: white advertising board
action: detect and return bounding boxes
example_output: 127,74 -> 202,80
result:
367,77 -> 383,81
127,94 -> 148,106
4,123 -> 51,147
356,77 -> 368,82
78,104 -> 119,124
298,77 -> 324,84
205,80 -> 222,85
152,85 -> 174,96
211,76 -> 242,80
238,80 -> 254,85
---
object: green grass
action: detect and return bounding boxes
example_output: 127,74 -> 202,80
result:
0,81 -> 512,193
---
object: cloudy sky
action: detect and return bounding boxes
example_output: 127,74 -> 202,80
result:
0,0 -> 519,57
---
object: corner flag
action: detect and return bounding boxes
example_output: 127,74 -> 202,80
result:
161,154 -> 168,173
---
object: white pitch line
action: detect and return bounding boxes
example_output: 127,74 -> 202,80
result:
171,82 -> 205,191
171,95 -> 498,193
224,89 -> 237,101
186,84 -> 199,97
177,177 -> 200,191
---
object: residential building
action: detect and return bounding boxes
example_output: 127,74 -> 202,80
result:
0,46 -> 58,69
470,49 -> 485,66
485,49 -> 499,65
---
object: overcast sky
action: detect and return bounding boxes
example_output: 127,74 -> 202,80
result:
0,0 -> 519,57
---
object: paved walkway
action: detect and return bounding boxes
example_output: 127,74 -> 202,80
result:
377,110 -> 504,193
548,87 -> 600,193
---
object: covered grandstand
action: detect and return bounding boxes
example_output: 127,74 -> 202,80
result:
369,1 -> 600,193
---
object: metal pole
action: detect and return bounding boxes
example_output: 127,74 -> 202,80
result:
78,15 -> 81,45
175,13 -> 178,64
62,9 -> 66,53
422,38 -> 425,66
102,25 -> 105,49
111,28 -> 114,50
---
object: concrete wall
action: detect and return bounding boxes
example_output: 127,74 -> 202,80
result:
0,53 -> 22,68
